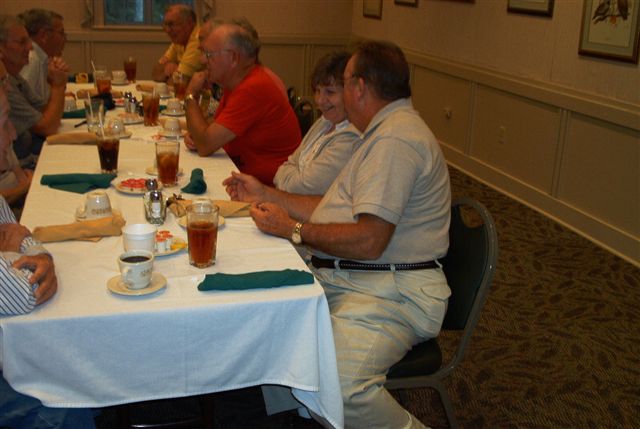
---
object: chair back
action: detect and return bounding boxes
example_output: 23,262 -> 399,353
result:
293,99 -> 315,137
441,197 -> 498,352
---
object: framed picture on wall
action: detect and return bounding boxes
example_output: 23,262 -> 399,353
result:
579,0 -> 640,63
395,0 -> 419,6
507,0 -> 554,17
364,0 -> 383,19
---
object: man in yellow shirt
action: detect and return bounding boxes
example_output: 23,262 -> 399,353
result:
152,4 -> 203,82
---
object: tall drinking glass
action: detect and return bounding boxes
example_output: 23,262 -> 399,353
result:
94,65 -> 111,94
155,139 -> 180,187
142,93 -> 160,126
124,56 -> 137,82
187,199 -> 219,268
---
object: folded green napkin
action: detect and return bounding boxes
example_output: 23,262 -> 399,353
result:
62,109 -> 86,119
198,269 -> 314,291
40,173 -> 117,194
181,168 -> 207,194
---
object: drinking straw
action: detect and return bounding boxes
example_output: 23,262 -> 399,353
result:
91,60 -> 96,75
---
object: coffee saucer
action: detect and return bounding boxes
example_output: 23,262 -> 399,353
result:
107,272 -> 167,296
75,207 -> 120,222
112,80 -> 128,86
163,109 -> 185,117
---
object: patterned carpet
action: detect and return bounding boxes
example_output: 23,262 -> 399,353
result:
96,166 -> 640,428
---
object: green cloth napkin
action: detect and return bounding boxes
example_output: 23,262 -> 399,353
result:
198,269 -> 315,291
62,109 -> 86,119
181,168 -> 207,194
40,173 -> 117,194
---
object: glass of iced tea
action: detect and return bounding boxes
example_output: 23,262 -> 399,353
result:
94,65 -> 111,94
172,71 -> 188,100
124,56 -> 137,83
187,199 -> 219,268
142,93 -> 160,126
155,139 -> 180,187
97,136 -> 119,174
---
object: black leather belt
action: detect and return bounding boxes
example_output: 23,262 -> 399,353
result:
310,256 -> 439,271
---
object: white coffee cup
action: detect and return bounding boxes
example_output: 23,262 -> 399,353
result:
112,70 -> 127,83
64,96 -> 77,112
77,190 -> 112,220
106,118 -> 126,136
166,98 -> 182,113
118,250 -> 154,289
163,117 -> 181,135
122,223 -> 157,252
156,82 -> 169,96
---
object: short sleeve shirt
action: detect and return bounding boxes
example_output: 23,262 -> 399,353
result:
163,25 -> 203,77
309,98 -> 451,263
6,75 -> 45,159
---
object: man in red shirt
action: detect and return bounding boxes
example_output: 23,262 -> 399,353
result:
184,18 -> 300,186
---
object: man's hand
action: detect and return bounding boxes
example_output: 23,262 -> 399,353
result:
186,71 -> 207,95
250,202 -> 296,239
47,60 -> 68,88
50,56 -> 70,73
0,223 -> 31,252
223,171 -> 267,203
12,254 -> 58,305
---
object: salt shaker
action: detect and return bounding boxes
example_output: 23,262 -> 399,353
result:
144,179 -> 166,225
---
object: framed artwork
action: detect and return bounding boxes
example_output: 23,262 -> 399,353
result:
364,0 -> 383,19
507,0 -> 554,17
395,0 -> 419,6
579,0 -> 640,63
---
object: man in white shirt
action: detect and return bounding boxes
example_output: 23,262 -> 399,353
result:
18,9 -> 69,102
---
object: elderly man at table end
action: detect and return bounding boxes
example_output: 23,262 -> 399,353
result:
185,18 -> 300,186
0,195 -> 95,428
224,40 -> 451,429
152,3 -> 203,82
0,14 -> 67,167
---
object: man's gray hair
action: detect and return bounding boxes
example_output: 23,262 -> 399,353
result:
165,4 -> 196,23
212,17 -> 261,60
18,9 -> 63,37
0,15 -> 25,43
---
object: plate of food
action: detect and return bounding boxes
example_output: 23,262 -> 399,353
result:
154,230 -> 187,256
115,178 -> 161,194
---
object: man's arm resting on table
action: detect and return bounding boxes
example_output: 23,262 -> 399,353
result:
30,80 -> 65,137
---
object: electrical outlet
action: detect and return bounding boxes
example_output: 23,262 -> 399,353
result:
498,126 -> 506,144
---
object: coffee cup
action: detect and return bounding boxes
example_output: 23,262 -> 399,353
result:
77,190 -> 112,220
118,250 -> 154,289
163,117 -> 181,136
112,70 -> 127,83
166,98 -> 182,114
122,223 -> 157,252
64,96 -> 77,112
155,82 -> 169,96
106,118 -> 126,137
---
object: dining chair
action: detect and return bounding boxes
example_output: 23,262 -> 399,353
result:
293,99 -> 315,137
385,197 -> 498,429
115,393 -> 216,429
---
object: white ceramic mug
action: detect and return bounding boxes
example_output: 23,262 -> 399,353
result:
122,223 -> 157,252
118,250 -> 154,289
78,190 -> 112,220
163,117 -> 180,135
166,98 -> 182,113
112,70 -> 127,83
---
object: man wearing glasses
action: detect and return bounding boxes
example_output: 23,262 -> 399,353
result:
152,4 -> 203,82
184,18 -> 300,186
0,15 -> 67,168
18,9 -> 69,103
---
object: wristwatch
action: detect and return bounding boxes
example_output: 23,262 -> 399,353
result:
184,93 -> 197,104
291,222 -> 304,244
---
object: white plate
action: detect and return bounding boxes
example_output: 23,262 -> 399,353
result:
121,116 -> 144,125
107,272 -> 166,296
155,237 -> 187,257
162,110 -> 185,117
115,180 -> 162,195
177,215 -> 225,229
145,166 -> 183,176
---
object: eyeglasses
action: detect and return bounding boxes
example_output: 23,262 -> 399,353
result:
201,49 -> 231,59
50,29 -> 67,38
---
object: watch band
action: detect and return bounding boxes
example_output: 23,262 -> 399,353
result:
184,93 -> 197,104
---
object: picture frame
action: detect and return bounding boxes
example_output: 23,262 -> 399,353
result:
507,0 -> 554,17
579,0 -> 640,63
363,0 -> 383,19
395,0 -> 419,6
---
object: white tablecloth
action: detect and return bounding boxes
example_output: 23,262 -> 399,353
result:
0,88 -> 343,428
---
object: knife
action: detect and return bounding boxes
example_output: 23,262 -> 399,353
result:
74,120 -> 87,128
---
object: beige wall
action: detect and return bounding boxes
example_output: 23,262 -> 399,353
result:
351,0 -> 639,105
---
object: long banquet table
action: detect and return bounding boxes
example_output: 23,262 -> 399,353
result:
0,82 -> 343,428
